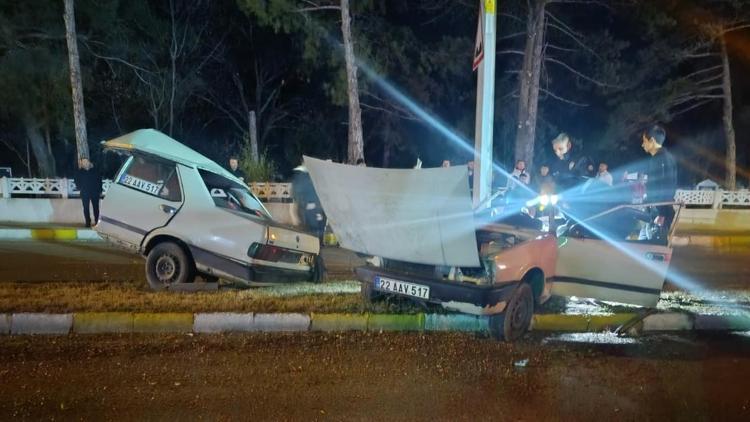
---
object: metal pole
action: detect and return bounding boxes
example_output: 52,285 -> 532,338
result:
472,0 -> 497,208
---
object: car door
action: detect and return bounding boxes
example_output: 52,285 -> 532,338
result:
98,154 -> 184,249
551,205 -> 676,307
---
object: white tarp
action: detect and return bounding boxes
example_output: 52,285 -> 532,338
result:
304,157 -> 480,267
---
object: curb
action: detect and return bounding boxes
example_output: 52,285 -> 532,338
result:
74,312 -> 134,334
11,313 -> 73,335
532,314 -> 639,332
311,313 -> 368,331
133,313 -> 194,333
2,311 -> 749,336
0,228 -> 102,241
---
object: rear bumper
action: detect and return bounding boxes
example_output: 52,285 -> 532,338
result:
356,266 -> 518,316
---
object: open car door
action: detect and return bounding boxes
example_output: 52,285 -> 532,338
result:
551,204 -> 680,307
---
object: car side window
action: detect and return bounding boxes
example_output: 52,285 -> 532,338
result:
118,155 -> 182,202
577,207 -> 651,242
199,169 -> 271,219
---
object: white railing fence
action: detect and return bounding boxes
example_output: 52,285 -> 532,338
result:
0,177 -> 292,202
674,189 -> 750,209
1,177 -> 748,209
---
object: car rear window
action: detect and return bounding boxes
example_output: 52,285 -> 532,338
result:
198,169 -> 271,219
118,155 -> 182,202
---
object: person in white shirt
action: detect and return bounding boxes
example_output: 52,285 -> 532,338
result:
596,162 -> 613,186
509,159 -> 530,187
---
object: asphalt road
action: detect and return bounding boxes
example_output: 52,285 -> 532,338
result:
0,241 -> 362,283
1,332 -> 749,420
0,240 -> 747,291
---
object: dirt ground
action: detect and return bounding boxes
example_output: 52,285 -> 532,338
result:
1,332 -> 750,421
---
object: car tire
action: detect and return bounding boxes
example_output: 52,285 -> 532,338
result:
145,242 -> 196,290
489,283 -> 534,341
312,255 -> 327,283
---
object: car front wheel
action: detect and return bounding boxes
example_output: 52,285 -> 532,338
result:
145,242 -> 195,290
489,283 -> 534,341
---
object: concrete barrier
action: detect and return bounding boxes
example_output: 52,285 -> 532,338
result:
253,313 -> 310,332
11,313 -> 72,335
132,313 -> 194,333
0,199 -> 84,225
74,312 -> 134,334
311,313 -> 368,331
194,313 -> 254,333
0,314 -> 10,335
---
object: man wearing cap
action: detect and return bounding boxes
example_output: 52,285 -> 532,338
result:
641,124 -> 678,240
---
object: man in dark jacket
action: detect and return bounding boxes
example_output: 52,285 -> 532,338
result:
642,124 -> 678,239
74,158 -> 103,227
227,156 -> 246,182
549,132 -> 591,192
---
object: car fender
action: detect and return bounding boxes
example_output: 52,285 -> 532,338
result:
490,235 -> 557,284
140,226 -> 192,255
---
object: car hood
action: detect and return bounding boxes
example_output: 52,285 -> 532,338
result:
102,129 -> 241,184
304,156 -> 480,267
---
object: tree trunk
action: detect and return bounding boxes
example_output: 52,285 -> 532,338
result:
340,0 -> 364,164
63,0 -> 89,162
23,114 -> 56,177
514,0 -> 546,169
249,110 -> 259,162
720,36 -> 736,190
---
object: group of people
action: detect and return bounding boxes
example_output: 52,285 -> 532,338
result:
500,124 -> 678,239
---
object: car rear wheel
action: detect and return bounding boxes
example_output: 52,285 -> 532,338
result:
489,283 -> 534,341
146,242 -> 195,290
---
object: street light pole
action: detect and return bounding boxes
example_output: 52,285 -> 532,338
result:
472,0 -> 497,208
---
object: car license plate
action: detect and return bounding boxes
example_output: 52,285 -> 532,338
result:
374,276 -> 430,299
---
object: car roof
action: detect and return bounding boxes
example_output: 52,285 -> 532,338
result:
102,129 -> 241,183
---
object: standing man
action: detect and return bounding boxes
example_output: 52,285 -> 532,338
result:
549,133 -> 590,191
641,124 -> 678,237
227,156 -> 246,182
74,158 -> 102,228
596,162 -> 613,186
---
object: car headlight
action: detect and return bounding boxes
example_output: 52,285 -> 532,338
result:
550,194 -> 559,205
539,194 -> 550,206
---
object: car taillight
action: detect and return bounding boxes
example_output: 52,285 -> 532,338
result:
248,242 -> 306,265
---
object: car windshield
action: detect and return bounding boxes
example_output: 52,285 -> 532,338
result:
199,169 -> 272,220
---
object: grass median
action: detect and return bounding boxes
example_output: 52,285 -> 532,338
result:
0,280 -> 430,314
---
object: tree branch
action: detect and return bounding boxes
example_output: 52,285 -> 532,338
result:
540,87 -> 589,106
670,99 -> 714,117
545,57 -> 622,88
545,14 -> 601,59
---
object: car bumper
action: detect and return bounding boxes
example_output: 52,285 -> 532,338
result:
356,266 -> 519,316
